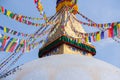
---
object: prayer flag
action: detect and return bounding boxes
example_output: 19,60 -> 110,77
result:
0,26 -> 4,30
96,32 -> 101,41
1,6 -> 4,13
4,9 -> 7,15
34,0 -> 38,3
92,34 -> 96,42
117,24 -> 120,37
7,10 -> 11,16
85,35 -> 89,43
0,7 -> 2,12
4,27 -> 9,33
101,31 -> 104,39
108,27 -> 113,38
9,42 -> 17,52
114,25 -> 118,36
88,36 -> 91,42
1,37 -> 8,51
4,27 -> 7,32
4,38 -> 14,52
10,13 -> 14,18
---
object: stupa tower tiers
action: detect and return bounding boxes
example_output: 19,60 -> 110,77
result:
38,0 -> 96,58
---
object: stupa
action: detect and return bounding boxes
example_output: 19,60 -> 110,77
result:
2,0 -> 120,80
38,0 -> 96,58
3,54 -> 120,80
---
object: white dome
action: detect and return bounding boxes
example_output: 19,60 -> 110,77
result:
4,54 -> 120,80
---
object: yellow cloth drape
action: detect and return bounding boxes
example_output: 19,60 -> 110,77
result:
56,1 -> 78,14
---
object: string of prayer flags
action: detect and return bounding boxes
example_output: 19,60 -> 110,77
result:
0,66 -> 21,79
107,23 -> 120,38
34,0 -> 43,15
0,52 -> 18,70
4,38 -> 17,52
0,34 -> 26,53
0,25 -> 31,37
0,53 -> 19,72
0,6 -> 46,20
25,40 -> 44,52
0,33 -> 46,53
77,11 -> 96,24
0,20 -> 58,44
0,6 -> 51,27
22,15 -> 49,20
65,23 -> 120,43
0,53 -> 23,76
34,0 -> 48,22
70,22 -> 103,42
72,14 -> 120,32
73,15 -> 110,30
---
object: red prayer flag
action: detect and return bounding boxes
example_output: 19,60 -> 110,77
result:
1,6 -> 4,13
108,27 -> 113,38
1,39 -> 7,51
9,42 -> 17,52
92,34 -> 96,42
34,0 -> 38,3
19,17 -> 23,22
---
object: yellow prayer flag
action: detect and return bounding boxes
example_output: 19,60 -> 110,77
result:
4,27 -> 7,33
117,23 -> 120,28
38,2 -> 43,11
96,32 -> 101,41
93,24 -> 97,27
3,35 -> 7,39
85,36 -> 89,43
6,41 -> 14,52
7,10 -> 11,16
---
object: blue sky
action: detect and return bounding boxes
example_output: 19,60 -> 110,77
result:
0,0 -> 120,69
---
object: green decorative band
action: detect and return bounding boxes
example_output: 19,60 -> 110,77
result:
39,36 -> 96,57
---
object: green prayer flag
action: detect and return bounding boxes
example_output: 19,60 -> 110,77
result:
6,28 -> 9,33
10,13 -> 14,18
114,25 -> 117,36
0,7 -> 2,12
